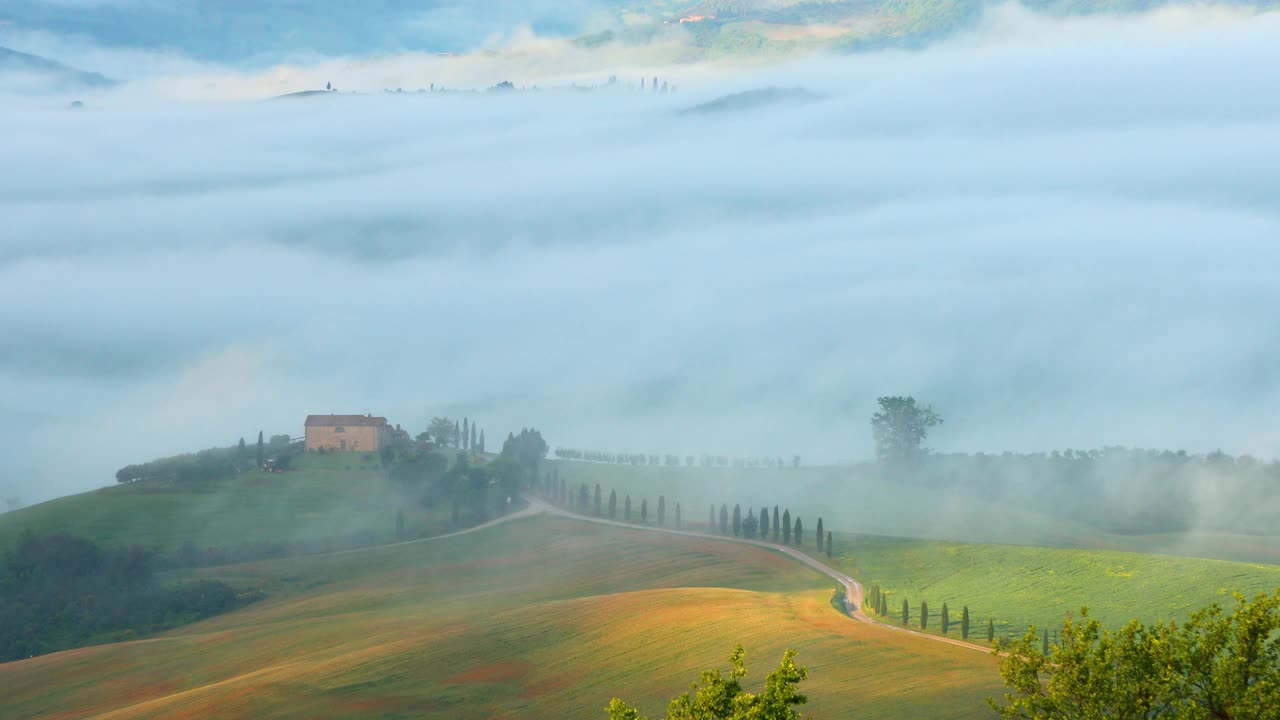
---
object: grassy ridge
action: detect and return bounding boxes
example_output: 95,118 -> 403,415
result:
0,452 -> 446,553
0,516 -> 1001,719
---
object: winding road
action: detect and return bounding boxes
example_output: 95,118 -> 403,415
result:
523,494 -> 996,655
364,493 -> 994,655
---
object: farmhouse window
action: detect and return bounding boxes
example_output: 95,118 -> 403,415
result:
335,426 -> 345,433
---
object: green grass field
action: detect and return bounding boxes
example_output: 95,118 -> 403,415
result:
804,533 -> 1280,641
0,515 -> 1002,719
0,452 -> 447,553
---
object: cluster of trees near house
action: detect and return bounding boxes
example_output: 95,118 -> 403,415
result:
420,416 -> 487,454
0,531 -> 256,662
115,432 -> 295,484
553,448 -> 801,469
390,427 -> 547,529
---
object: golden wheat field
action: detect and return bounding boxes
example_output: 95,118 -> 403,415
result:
1,515 -> 1001,719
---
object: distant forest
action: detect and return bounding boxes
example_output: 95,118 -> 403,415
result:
0,531 -> 255,662
911,447 -> 1280,536
554,445 -> 1280,537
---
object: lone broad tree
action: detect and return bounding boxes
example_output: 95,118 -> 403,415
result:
871,396 -> 942,465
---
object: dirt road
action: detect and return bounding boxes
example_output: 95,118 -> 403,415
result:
524,495 -> 996,655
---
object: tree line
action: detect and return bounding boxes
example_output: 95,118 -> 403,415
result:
553,448 -> 801,470
115,432 -> 295,484
708,503 -> 834,557
0,531 -> 257,662
538,471 -> 684,531
536,471 -> 836,558
872,395 -> 1280,535
863,583 -> 999,642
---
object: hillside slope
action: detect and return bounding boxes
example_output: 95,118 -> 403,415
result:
0,452 -> 444,554
0,45 -> 113,91
0,515 -> 1002,719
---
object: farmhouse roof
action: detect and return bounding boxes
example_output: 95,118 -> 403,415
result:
305,414 -> 388,427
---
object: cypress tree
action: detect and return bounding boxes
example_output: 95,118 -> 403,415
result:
462,418 -> 469,449
961,606 -> 970,639
794,517 -> 803,546
658,495 -> 666,525
641,498 -> 648,524
471,423 -> 478,450
594,484 -> 602,516
987,619 -> 995,643
816,518 -> 824,550
902,599 -> 910,625
759,506 -> 769,538
256,431 -> 264,468
826,531 -> 833,558
454,420 -> 460,447
720,504 -> 729,535
479,430 -> 485,453
1042,628 -> 1050,655
625,495 -> 632,522
609,489 -> 617,519
782,510 -> 792,543
675,503 -> 681,529
880,594 -> 888,617
238,437 -> 246,456
921,601 -> 929,629
941,603 -> 950,634
772,506 -> 780,540
732,504 -> 742,536
578,483 -> 590,510
743,510 -> 757,539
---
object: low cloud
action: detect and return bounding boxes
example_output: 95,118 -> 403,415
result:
2,6 -> 1279,504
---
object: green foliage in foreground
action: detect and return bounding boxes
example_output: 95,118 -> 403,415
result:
607,644 -> 808,720
992,590 -> 1280,719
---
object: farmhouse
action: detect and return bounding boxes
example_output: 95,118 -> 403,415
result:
304,414 -> 391,452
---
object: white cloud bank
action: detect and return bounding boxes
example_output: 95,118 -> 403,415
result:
2,6 -> 1280,503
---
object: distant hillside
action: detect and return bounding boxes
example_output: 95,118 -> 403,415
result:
0,45 -> 114,91
2,0 -> 1277,62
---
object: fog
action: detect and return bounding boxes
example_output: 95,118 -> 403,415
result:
2,6 -> 1280,506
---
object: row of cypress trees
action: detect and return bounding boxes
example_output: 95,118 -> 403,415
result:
707,504 -> 834,557
863,584 -> 998,642
545,478 -> 686,530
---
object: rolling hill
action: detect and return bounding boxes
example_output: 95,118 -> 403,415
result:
0,45 -> 113,92
0,451 -> 449,554
548,459 -> 1280,641
0,515 -> 1003,719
